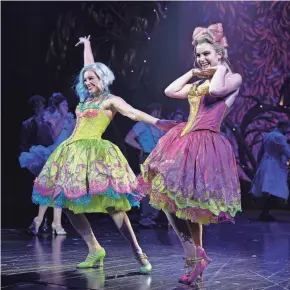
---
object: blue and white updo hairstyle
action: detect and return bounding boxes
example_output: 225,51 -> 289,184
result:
75,62 -> 115,102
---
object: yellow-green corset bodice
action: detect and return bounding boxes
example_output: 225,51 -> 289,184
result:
68,103 -> 111,143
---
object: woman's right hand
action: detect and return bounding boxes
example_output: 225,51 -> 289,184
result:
155,119 -> 179,131
192,68 -> 217,78
75,35 -> 91,47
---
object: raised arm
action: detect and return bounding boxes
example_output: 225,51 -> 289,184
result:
164,68 -> 215,99
75,35 -> 94,66
209,65 -> 242,97
164,70 -> 193,99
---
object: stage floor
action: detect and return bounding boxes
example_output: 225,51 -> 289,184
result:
1,211 -> 290,290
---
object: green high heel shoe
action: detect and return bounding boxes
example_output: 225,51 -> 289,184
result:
77,247 -> 106,268
135,252 -> 152,274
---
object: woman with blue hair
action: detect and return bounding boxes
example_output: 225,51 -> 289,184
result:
31,35 -> 176,273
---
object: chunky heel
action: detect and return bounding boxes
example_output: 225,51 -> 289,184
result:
135,252 -> 152,274
77,247 -> 106,269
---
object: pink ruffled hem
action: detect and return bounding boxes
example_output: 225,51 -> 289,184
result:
34,177 -> 141,200
152,191 -> 235,224
137,177 -> 238,225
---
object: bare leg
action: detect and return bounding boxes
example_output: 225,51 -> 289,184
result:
31,206 -> 48,232
36,205 -> 48,222
107,208 -> 142,253
188,222 -> 203,248
28,206 -> 48,234
63,209 -> 102,253
163,210 -> 196,257
107,208 -> 151,269
53,208 -> 62,225
164,210 -> 211,284
51,208 -> 67,234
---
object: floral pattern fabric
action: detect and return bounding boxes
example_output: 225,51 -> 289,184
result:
137,81 -> 242,224
32,102 -> 141,213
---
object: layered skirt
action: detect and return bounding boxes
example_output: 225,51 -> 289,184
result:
32,138 -> 141,214
137,123 -> 241,224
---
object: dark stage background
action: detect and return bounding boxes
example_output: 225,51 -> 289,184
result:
1,2 -> 182,228
2,2 -> 290,228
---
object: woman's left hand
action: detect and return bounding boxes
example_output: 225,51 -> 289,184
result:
201,67 -> 218,76
201,65 -> 227,77
75,35 -> 91,46
155,119 -> 179,131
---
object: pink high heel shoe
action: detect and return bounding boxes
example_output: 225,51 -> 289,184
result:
178,246 -> 212,285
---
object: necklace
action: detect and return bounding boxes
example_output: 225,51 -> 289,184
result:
88,89 -> 110,99
79,90 -> 110,111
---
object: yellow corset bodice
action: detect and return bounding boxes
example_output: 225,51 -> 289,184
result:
68,103 -> 111,143
181,80 -> 210,136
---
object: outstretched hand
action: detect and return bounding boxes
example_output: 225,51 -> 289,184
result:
75,35 -> 91,47
155,119 -> 179,131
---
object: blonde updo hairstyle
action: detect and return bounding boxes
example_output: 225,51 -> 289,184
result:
192,24 -> 232,73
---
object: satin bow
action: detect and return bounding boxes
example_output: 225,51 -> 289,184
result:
192,23 -> 228,48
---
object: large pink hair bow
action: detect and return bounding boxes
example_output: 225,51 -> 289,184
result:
192,23 -> 228,48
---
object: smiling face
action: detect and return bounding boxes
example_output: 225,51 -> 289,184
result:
195,42 -> 222,70
83,70 -> 101,94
